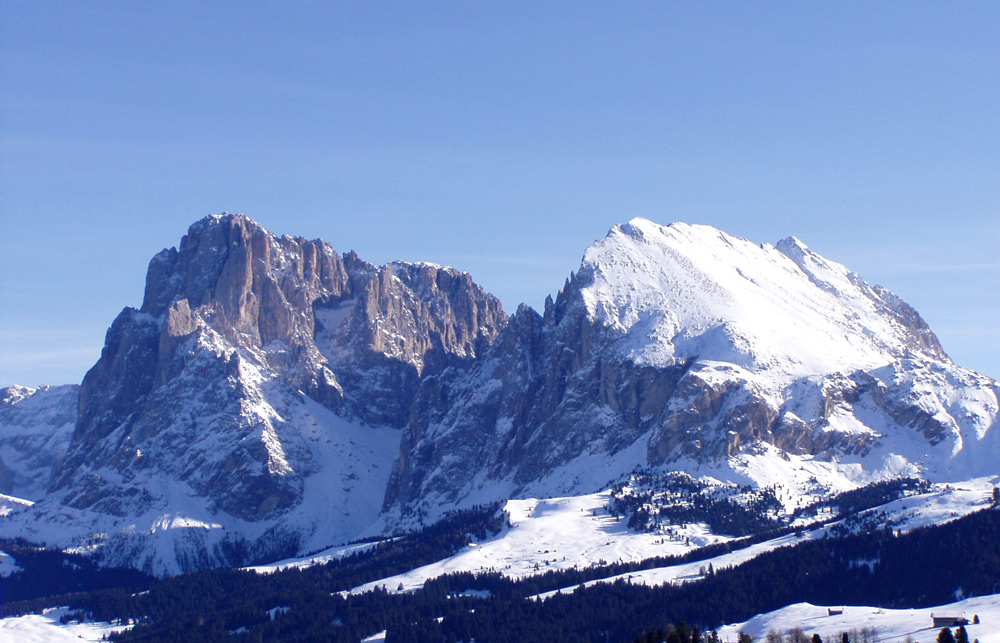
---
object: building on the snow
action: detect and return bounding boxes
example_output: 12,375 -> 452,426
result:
931,614 -> 969,627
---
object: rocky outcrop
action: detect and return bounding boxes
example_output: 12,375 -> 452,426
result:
320,261 -> 506,427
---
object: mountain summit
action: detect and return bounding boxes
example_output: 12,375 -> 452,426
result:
583,219 -> 945,379
384,218 -> 997,522
2,214 -> 506,573
1,215 -> 996,573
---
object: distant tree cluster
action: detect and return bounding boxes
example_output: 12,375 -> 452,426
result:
1,498 -> 999,642
608,470 -> 783,537
609,472 -> 932,540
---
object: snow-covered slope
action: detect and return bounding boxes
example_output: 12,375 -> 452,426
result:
0,385 -> 78,500
582,220 -> 945,382
531,477 -> 997,599
0,607 -> 130,643
351,490 -> 733,594
3,387 -> 401,575
341,477 -> 996,599
719,596 -> 1000,643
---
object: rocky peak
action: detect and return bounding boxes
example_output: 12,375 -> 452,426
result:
141,213 -> 361,347
53,213 -> 508,532
359,261 -> 505,374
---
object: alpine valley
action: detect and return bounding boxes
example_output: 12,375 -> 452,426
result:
2,214 -> 999,643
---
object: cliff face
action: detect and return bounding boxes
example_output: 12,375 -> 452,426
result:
36,214 -> 505,572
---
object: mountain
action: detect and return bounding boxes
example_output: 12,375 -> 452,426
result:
1,214 -> 997,575
384,219 -> 999,523
1,214 -> 505,574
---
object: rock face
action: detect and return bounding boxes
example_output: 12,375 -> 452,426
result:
3,215 -> 998,573
29,214 -> 505,573
383,220 -> 999,522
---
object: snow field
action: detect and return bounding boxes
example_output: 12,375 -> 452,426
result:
718,596 -> 1000,643
351,490 -> 732,594
326,474 -> 992,598
533,478 -> 995,598
0,608 -> 130,643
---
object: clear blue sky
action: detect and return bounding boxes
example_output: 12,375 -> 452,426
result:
2,2 -> 998,386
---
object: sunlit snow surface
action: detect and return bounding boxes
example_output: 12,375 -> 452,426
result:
0,608 -> 130,643
533,477 -> 996,599
248,540 -> 382,574
719,596 -> 1000,643
583,220 -> 941,381
0,549 -> 20,576
348,490 -> 732,594
337,477 -> 997,597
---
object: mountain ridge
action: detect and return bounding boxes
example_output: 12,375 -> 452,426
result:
1,213 -> 996,575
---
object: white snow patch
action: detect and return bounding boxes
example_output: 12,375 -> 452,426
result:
0,607 -> 130,643
248,540 -> 383,573
0,550 -> 20,576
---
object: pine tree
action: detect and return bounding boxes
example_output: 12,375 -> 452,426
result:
955,625 -> 969,643
812,635 -> 823,643
938,628 -> 956,643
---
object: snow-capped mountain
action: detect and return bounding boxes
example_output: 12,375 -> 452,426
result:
1,215 -> 997,574
385,219 -> 999,523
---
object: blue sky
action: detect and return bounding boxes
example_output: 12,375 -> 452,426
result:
2,2 -> 998,386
